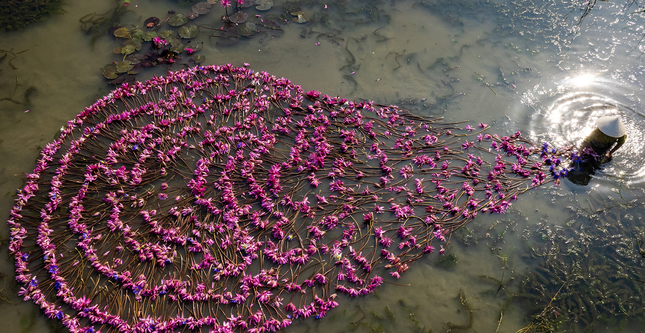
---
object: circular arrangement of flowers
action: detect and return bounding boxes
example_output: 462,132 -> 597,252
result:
7,64 -> 568,333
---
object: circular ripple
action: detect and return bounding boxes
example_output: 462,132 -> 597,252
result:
524,74 -> 645,184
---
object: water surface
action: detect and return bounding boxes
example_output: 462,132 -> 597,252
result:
1,0 -> 645,332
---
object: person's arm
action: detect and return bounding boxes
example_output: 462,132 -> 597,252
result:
606,135 -> 626,157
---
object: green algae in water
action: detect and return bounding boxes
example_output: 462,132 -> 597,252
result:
435,252 -> 458,269
518,214 -> 645,332
0,0 -> 66,31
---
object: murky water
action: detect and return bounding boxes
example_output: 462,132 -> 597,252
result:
1,0 -> 645,332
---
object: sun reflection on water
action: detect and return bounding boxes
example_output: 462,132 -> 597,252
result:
525,74 -> 645,184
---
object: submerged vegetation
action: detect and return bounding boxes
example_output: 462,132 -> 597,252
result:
517,213 -> 645,332
0,0 -> 66,31
80,0 -> 392,83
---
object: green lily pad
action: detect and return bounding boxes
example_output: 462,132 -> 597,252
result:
115,60 -> 134,73
179,25 -> 199,38
121,44 -> 136,55
142,31 -> 157,42
255,0 -> 273,11
168,13 -> 188,27
237,22 -> 257,37
193,54 -> 205,64
167,36 -> 183,47
103,64 -> 119,79
160,30 -> 174,39
170,44 -> 186,54
131,29 -> 144,40
113,27 -> 130,38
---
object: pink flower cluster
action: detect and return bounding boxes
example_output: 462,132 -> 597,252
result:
7,64 -> 573,333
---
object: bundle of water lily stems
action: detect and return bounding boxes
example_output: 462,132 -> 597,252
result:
7,64 -> 570,333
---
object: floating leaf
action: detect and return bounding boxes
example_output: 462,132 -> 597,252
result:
192,2 -> 211,15
113,46 -> 123,54
193,54 -> 205,64
113,27 -> 130,38
115,60 -> 134,74
187,11 -> 199,20
239,0 -> 254,8
142,31 -> 158,42
168,37 -> 183,47
125,54 -> 142,64
144,17 -> 160,28
168,13 -> 188,27
230,11 -> 248,24
170,44 -> 186,54
237,22 -> 257,37
131,29 -> 144,40
103,64 -> 119,79
207,0 -> 217,4
121,44 -> 136,56
179,25 -> 199,39
255,0 -> 273,11
160,30 -> 174,39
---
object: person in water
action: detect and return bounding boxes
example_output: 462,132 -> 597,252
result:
568,115 -> 626,185
579,115 -> 627,163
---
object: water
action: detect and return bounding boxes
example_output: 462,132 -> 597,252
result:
1,0 -> 645,332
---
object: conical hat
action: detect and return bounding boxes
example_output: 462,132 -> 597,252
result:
596,116 -> 626,137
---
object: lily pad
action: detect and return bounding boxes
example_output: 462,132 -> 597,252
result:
179,25 -> 200,38
170,44 -> 186,54
125,54 -> 142,64
103,64 -> 119,79
160,30 -> 175,39
207,0 -> 217,4
239,0 -> 254,8
131,29 -> 144,40
168,13 -> 188,27
230,11 -> 248,24
254,0 -> 273,11
113,27 -> 130,38
193,54 -> 206,64
167,36 -> 183,47
141,31 -> 158,42
115,60 -> 134,74
187,11 -> 199,20
121,44 -> 136,55
144,17 -> 160,28
237,22 -> 257,37
192,2 -> 211,15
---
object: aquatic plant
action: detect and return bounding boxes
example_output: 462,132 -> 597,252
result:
7,64 -> 571,332
518,215 -> 645,332
0,0 -> 66,31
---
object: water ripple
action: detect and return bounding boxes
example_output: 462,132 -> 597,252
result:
524,74 -> 645,184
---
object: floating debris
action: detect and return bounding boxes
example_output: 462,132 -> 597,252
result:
291,11 -> 309,24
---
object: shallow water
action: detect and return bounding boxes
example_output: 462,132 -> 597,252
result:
1,0 -> 645,332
